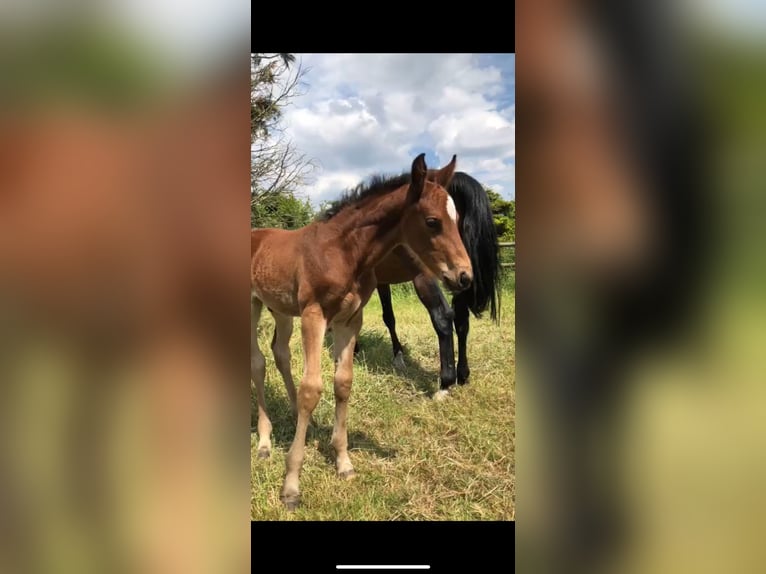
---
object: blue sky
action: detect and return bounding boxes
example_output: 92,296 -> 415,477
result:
280,54 -> 515,206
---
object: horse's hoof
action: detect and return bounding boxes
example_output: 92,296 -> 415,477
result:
392,351 -> 406,370
256,447 -> 270,459
433,389 -> 450,401
338,469 -> 357,481
281,494 -> 301,511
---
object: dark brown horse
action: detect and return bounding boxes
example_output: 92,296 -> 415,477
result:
516,1 -> 704,571
357,171 -> 502,399
251,153 -> 473,510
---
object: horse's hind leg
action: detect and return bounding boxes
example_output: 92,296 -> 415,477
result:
251,297 -> 271,458
270,311 -> 297,417
378,284 -> 405,369
453,291 -> 471,385
330,311 -> 362,480
413,273 -> 456,398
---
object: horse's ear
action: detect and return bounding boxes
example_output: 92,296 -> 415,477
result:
407,153 -> 427,204
435,154 -> 457,188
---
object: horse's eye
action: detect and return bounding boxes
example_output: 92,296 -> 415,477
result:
425,217 -> 440,230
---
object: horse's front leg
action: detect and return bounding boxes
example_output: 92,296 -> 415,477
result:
330,309 -> 363,479
453,291 -> 471,385
413,273 -> 456,398
281,304 -> 326,510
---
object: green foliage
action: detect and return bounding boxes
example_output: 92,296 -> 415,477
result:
485,187 -> 515,242
1,25 -> 164,110
251,191 -> 314,229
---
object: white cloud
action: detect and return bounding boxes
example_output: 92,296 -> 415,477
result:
273,53 -> 515,204
429,108 -> 515,158
307,172 -> 365,201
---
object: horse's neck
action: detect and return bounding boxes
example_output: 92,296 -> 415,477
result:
327,188 -> 408,274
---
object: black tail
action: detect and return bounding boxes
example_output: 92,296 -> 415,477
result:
448,172 -> 502,322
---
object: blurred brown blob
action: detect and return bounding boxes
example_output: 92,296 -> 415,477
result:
515,1 -> 729,573
0,24 -> 250,574
517,0 -> 656,283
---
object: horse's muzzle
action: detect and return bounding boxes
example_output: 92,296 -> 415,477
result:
443,270 -> 473,293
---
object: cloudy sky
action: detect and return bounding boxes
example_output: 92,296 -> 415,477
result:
277,54 -> 515,206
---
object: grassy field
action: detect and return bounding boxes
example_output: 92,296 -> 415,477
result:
251,274 -> 515,520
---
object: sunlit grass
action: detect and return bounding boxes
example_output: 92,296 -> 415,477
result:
251,277 -> 515,520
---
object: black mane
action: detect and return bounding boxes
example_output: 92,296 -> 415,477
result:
316,172 -> 412,221
448,172 -> 501,322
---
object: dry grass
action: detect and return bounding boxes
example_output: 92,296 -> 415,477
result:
251,275 -> 515,520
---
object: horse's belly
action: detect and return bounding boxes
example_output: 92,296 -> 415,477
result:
374,264 -> 414,285
251,285 -> 299,317
374,246 -> 426,285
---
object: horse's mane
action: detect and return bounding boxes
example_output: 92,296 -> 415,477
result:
316,172 -> 411,221
448,172 -> 502,322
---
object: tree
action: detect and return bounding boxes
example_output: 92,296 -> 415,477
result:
251,53 -> 315,228
251,53 -> 294,141
251,191 -> 314,229
485,187 -> 515,242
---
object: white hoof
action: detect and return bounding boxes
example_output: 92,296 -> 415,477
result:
433,389 -> 450,401
392,351 -> 406,370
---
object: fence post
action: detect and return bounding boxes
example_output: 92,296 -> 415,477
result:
498,242 -> 515,270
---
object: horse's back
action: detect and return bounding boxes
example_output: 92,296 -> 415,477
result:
251,227 -> 299,255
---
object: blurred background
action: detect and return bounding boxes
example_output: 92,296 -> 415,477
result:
517,1 -> 766,573
0,1 -> 250,573
3,0 -> 766,571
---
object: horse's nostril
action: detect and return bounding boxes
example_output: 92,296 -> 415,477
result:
459,271 -> 472,289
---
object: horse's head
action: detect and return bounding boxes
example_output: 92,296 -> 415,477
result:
402,153 -> 473,293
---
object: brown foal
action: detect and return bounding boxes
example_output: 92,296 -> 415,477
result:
251,153 -> 472,509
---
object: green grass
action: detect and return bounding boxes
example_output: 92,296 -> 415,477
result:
251,275 -> 515,520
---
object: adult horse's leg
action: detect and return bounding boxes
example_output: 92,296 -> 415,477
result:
453,291 -> 471,385
270,310 -> 297,417
251,298 -> 271,458
281,304 -> 327,510
412,273 -> 457,398
377,284 -> 405,369
330,311 -> 362,479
